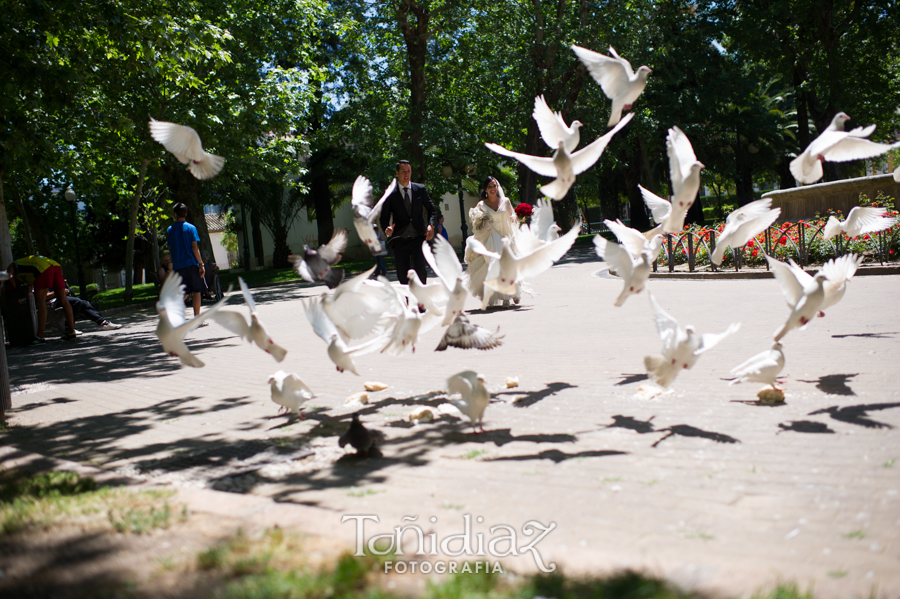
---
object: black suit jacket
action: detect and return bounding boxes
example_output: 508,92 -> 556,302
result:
379,182 -> 436,244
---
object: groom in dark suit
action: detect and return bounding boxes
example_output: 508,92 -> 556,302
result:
380,159 -> 436,285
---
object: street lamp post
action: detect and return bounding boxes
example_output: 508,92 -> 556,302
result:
64,186 -> 87,298
240,204 -> 251,270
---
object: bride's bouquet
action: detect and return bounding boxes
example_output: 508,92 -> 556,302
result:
471,208 -> 493,231
515,202 -> 533,224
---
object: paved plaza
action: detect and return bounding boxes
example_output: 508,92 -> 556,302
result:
3,246 -> 900,598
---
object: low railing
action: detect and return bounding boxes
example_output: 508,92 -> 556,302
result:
653,221 -> 898,273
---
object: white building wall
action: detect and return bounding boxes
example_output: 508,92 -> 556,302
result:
238,189 -> 479,266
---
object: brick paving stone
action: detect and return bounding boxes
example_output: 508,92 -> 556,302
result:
2,246 -> 899,598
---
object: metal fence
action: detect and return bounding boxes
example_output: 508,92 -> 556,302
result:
653,222 -> 897,273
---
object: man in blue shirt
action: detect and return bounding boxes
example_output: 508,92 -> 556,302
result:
166,203 -> 206,317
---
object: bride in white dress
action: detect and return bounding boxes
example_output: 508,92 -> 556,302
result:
463,176 -> 522,307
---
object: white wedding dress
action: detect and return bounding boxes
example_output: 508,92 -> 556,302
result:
463,196 -> 522,307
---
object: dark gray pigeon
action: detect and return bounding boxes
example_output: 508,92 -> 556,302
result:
435,313 -> 504,351
339,413 -> 383,456
290,229 -> 348,289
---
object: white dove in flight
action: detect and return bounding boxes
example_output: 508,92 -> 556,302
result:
352,176 -> 396,256
594,219 -> 663,306
304,297 -> 385,374
485,113 -> 633,200
155,272 -> 231,367
766,255 -> 829,341
207,278 -> 287,362
423,236 -> 468,326
710,199 -> 781,266
822,206 -> 897,240
532,95 -> 581,152
791,112 -> 900,185
571,45 -> 652,127
639,127 -> 705,233
149,119 -> 225,180
767,254 -> 862,319
644,293 -> 741,388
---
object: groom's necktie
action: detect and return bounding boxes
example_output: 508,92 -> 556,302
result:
402,187 -> 411,214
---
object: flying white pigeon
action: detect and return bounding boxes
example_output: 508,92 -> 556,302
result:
423,236 -> 468,326
155,272 -> 232,367
379,277 -> 424,355
594,221 -> 663,306
148,119 -> 225,180
446,371 -> 491,433
268,370 -> 315,417
435,313 -> 504,351
207,278 -> 287,361
406,269 -> 448,317
304,297 -> 386,374
517,198 -> 561,253
894,165 -> 900,183
767,254 -> 862,319
485,113 -> 633,200
644,293 -> 741,388
571,45 -> 651,127
710,199 -> 782,266
639,127 -> 705,233
790,112 -> 900,185
822,206 -> 897,240
322,266 -> 398,343
352,176 -> 397,255
765,255 -> 829,341
466,219 -> 581,305
533,95 -> 581,152
729,342 -> 785,388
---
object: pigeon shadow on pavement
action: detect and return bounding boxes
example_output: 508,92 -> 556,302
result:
487,449 -> 627,463
797,373 -> 858,396
650,424 -> 740,448
615,373 -> 649,386
491,382 -> 576,408
808,402 -> 900,429
777,420 -> 836,434
602,414 -> 657,434
5,328 -> 242,386
831,331 -> 899,339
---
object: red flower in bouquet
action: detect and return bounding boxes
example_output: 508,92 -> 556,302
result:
515,203 -> 533,219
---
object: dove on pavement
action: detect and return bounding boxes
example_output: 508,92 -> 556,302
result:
644,293 -> 741,388
791,112 -> 900,185
485,113 -> 632,200
729,342 -> 785,388
571,45 -> 651,127
268,370 -> 315,416
447,371 -> 491,433
149,119 -> 225,180
339,413 -> 384,456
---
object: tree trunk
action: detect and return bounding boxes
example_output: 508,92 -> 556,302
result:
11,184 -> 34,255
397,1 -> 431,182
312,171 -> 334,247
124,158 -> 151,301
251,209 -> 265,266
0,165 -> 11,268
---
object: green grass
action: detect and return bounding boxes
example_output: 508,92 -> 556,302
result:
91,282 -> 159,310
0,469 -> 178,535
193,527 -> 819,599
844,529 -> 866,539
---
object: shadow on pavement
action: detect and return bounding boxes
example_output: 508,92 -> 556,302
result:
809,402 -> 900,429
492,382 -> 577,408
487,449 -> 627,463
777,420 -> 836,434
797,373 -> 857,396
